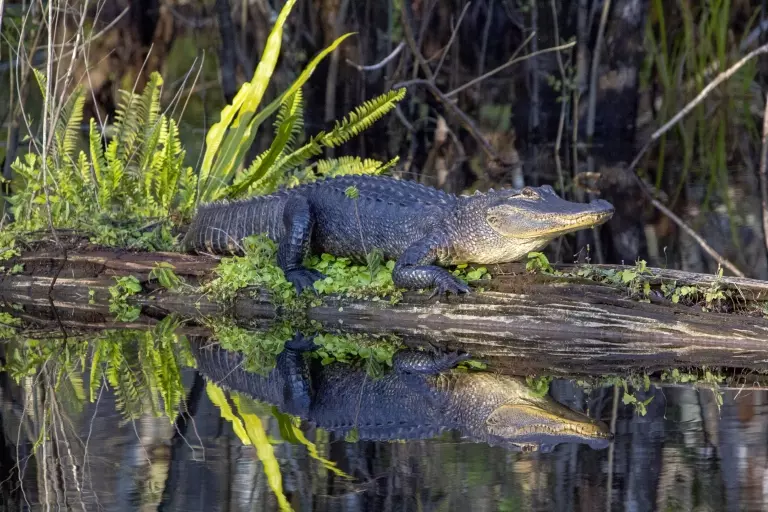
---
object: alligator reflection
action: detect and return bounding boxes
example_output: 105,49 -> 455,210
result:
190,334 -> 612,452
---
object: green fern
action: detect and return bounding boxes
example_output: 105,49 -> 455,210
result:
321,88 -> 406,147
227,88 -> 406,199
316,156 -> 399,178
274,89 -> 304,148
53,85 -> 86,165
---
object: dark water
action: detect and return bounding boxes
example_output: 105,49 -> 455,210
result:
1,331 -> 767,512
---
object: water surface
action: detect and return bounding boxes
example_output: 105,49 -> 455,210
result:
0,328 -> 766,511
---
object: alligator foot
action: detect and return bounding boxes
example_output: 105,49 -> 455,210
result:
428,274 -> 471,298
394,348 -> 472,374
285,268 -> 326,294
285,332 -> 319,352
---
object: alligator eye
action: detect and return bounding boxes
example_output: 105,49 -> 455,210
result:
520,187 -> 539,199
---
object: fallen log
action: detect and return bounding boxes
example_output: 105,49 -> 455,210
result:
3,249 -> 768,376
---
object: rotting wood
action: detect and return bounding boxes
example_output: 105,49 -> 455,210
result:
4,249 -> 768,376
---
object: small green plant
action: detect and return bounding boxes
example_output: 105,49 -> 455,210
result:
108,275 -> 143,321
525,375 -> 554,397
204,316 -> 402,376
204,234 -> 405,308
660,281 -> 698,304
0,312 -> 21,339
451,263 -> 490,283
702,265 -> 731,310
203,234 -> 296,305
149,262 -> 185,291
577,259 -> 653,301
205,318 -> 296,375
661,367 -> 725,408
620,386 -> 655,416
526,251 -> 557,274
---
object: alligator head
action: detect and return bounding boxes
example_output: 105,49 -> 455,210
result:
483,392 -> 613,452
461,184 -> 615,264
446,373 -> 613,452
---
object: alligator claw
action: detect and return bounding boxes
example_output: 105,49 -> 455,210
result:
433,349 -> 472,371
428,275 -> 472,298
449,350 -> 472,365
286,268 -> 326,295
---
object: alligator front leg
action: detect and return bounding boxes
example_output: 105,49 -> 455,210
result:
393,349 -> 471,374
277,196 -> 326,294
393,237 -> 471,296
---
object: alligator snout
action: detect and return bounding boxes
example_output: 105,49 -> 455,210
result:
589,199 -> 615,215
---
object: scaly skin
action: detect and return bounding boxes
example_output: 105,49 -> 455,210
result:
181,175 -> 615,295
190,334 -> 613,452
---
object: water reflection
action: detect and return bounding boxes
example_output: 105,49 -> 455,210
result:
190,333 -> 612,451
0,322 -> 767,511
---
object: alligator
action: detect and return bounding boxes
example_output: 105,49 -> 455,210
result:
190,334 -> 613,452
181,175 -> 615,295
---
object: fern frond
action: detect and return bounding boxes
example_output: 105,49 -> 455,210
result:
320,88 -> 405,148
111,89 -> 142,164
89,342 -> 106,402
139,108 -> 167,179
111,73 -> 162,169
54,86 -> 86,164
145,117 -> 170,210
156,119 -> 185,211
32,68 -> 47,99
274,89 -> 304,150
89,119 -> 107,189
141,72 -> 164,130
176,167 -> 199,218
315,155 -> 397,178
254,134 -> 325,191
136,73 -> 165,175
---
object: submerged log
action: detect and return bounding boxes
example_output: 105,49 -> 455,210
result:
3,249 -> 768,375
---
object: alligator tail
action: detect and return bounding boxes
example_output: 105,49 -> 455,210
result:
181,195 -> 286,254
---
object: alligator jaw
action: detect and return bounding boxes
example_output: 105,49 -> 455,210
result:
485,403 -> 613,449
534,198 -> 615,238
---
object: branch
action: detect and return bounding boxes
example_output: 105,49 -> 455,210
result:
346,42 -> 405,72
434,2 -> 470,78
445,37 -> 575,98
